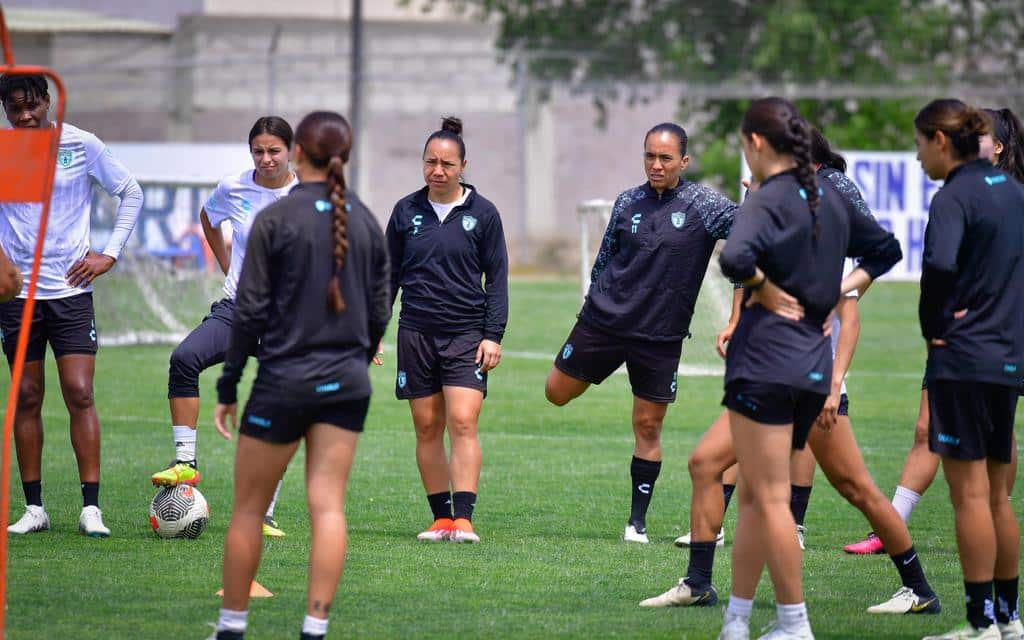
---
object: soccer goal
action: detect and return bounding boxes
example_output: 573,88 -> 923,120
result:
575,199 -> 733,376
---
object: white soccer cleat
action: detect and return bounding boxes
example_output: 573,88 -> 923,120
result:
675,528 -> 725,548
718,616 -> 750,640
867,586 -> 941,615
997,620 -> 1023,640
756,620 -> 815,639
623,524 -> 649,544
922,624 -> 1001,640
639,578 -> 718,607
796,525 -> 806,551
78,505 -> 111,537
8,505 -> 49,535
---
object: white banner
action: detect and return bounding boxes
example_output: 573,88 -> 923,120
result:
741,151 -> 943,282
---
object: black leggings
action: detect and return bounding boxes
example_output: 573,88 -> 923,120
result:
167,298 -> 234,399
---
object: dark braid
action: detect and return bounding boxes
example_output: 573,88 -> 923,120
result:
788,116 -> 819,212
326,156 -> 349,313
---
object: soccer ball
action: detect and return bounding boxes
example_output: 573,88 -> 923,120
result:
149,485 -> 210,539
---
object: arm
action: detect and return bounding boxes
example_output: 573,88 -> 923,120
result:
200,208 -> 231,275
367,219 -> 392,363
385,206 -> 404,309
716,286 -> 744,358
697,185 -> 740,241
0,247 -> 22,302
477,210 -> 509,372
816,295 -> 860,431
918,195 -> 965,341
590,195 -> 625,283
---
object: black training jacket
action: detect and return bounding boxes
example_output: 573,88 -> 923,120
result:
216,182 -> 391,405
580,180 -> 737,342
720,169 -> 901,394
920,159 -> 1024,386
386,184 -> 508,342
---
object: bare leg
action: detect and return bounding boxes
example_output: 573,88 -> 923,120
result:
56,355 -> 100,483
409,393 -> 448,494
544,366 -> 590,406
445,386 -> 484,493
688,410 -> 736,540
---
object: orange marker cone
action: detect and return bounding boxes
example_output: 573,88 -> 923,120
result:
216,580 -> 273,598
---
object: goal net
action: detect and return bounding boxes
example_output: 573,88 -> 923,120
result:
576,199 -> 733,376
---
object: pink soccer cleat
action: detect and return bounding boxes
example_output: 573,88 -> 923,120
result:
843,532 -> 885,555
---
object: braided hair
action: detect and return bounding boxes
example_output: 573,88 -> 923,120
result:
294,111 -> 353,313
984,107 -> 1024,183
742,97 -> 819,215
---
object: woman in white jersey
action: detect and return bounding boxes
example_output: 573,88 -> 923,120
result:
0,74 -> 142,537
150,117 -> 297,537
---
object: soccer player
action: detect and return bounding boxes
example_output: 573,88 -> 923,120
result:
714,98 -> 901,640
212,110 -> 390,640
151,116 -> 297,538
0,73 -> 142,537
386,116 -> 508,544
646,128 -> 940,619
545,122 -> 738,543
912,100 -> 1024,640
844,106 -> 1024,557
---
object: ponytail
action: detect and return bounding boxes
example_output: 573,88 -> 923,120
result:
326,155 -> 349,313
985,107 -> 1024,183
788,116 -> 819,213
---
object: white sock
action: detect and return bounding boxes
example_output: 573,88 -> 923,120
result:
266,480 -> 282,519
216,608 -> 248,632
892,485 -> 922,523
302,614 -> 328,636
776,602 -> 809,631
726,594 -> 754,622
172,425 -> 196,462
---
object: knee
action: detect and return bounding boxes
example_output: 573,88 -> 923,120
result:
447,413 -> 479,440
544,379 -> 570,406
63,382 -> 95,412
832,475 -> 871,511
633,414 -> 662,444
16,377 -> 43,414
913,417 -> 929,447
688,451 -> 719,483
413,417 -> 445,442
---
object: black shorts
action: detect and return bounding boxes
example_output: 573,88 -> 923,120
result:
927,379 -> 1018,463
838,393 -> 849,417
553,320 -> 682,403
0,293 -> 98,365
722,379 -> 827,450
395,327 -> 487,400
240,388 -> 370,444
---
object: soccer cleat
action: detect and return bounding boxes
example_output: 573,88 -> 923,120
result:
623,523 -> 650,544
718,616 -> 751,640
757,621 -> 815,639
416,518 -> 454,542
922,624 -> 1001,639
640,577 -> 718,607
867,586 -> 941,615
151,460 -> 200,487
796,525 -> 806,551
998,620 -> 1023,640
8,504 -> 50,535
78,505 -> 111,537
844,532 -> 885,555
262,516 -> 286,538
675,528 -> 725,548
449,518 -> 480,544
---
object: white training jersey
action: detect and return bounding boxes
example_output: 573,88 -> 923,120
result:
0,123 -> 136,299
831,258 -> 860,396
429,187 -> 472,223
204,169 -> 297,300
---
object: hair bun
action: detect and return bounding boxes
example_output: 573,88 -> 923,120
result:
441,116 -> 463,137
963,107 -> 991,137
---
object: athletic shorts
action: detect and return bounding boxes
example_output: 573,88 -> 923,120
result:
395,327 -> 487,400
722,379 -> 827,450
0,293 -> 97,365
838,393 -> 849,417
553,320 -> 682,403
927,379 -> 1018,463
240,387 -> 370,444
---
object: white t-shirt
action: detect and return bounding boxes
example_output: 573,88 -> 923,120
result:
429,187 -> 472,222
831,259 -> 860,395
204,169 -> 297,300
0,123 -> 138,299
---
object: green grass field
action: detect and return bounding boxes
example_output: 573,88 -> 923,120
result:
1,280 -> 1021,639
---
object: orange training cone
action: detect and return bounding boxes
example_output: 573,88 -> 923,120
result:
216,580 -> 273,598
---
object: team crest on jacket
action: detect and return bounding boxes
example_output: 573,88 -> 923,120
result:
57,149 -> 73,168
462,215 -> 477,231
671,212 -> 686,229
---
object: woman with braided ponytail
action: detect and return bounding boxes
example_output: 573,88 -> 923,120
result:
386,116 -> 509,544
715,98 -> 902,640
211,111 -> 391,640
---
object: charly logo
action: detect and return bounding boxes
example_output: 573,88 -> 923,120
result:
462,215 -> 477,232
670,372 -> 677,393
562,343 -> 573,360
671,212 -> 686,229
397,371 -> 407,388
631,213 -> 642,233
57,149 -> 73,168
411,214 -> 423,235
474,366 -> 484,381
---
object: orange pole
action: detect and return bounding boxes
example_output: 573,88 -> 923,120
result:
0,8 -> 68,635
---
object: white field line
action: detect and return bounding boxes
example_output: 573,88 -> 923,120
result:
130,269 -> 188,333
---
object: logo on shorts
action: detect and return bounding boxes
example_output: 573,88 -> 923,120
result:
670,372 -> 677,393
315,199 -> 332,213
631,213 -> 642,233
411,215 -> 423,236
562,343 -> 573,360
807,371 -> 824,382
938,433 -> 960,446
247,415 -> 272,428
57,149 -> 73,168
671,212 -> 686,229
89,320 -> 96,343
397,371 -> 407,388
736,393 -> 758,412
1004,363 -> 1018,373
474,366 -> 484,381
462,215 -> 477,232
315,381 -> 340,393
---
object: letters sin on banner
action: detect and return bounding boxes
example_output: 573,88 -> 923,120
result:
742,151 -> 943,282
